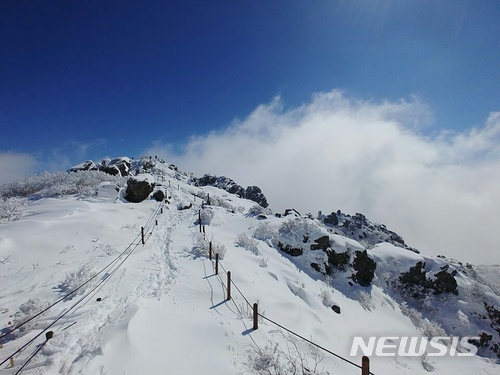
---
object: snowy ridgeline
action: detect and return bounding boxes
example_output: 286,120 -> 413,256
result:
0,155 -> 499,374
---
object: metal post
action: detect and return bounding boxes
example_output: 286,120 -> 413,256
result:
141,227 -> 145,245
253,303 -> 258,330
361,356 -> 369,375
227,271 -> 231,300
199,210 -> 202,232
215,253 -> 219,275
209,241 -> 212,260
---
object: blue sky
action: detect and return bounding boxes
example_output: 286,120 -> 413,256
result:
1,0 -> 499,167
2,1 -> 500,263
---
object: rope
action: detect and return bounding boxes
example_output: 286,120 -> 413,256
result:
0,202 -> 163,369
218,262 -> 253,308
1,202 -> 161,341
13,338 -> 49,375
1,215 -> 157,369
258,314 -> 375,375
205,259 -> 262,351
213,251 -> 376,375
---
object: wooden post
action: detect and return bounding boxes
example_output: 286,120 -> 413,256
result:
203,225 -> 205,234
199,210 -> 202,232
160,207 -> 163,214
141,227 -> 145,245
227,271 -> 231,300
215,253 -> 219,275
207,193 -> 210,205
253,303 -> 258,330
209,241 -> 212,260
361,356 -> 369,375
45,331 -> 54,341
9,357 -> 14,368
155,219 -> 158,225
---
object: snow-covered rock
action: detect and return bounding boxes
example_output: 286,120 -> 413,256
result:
124,173 -> 155,202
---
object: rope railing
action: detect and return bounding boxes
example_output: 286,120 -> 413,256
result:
1,200 -> 164,372
1,202 -> 161,340
199,209 -> 375,375
12,332 -> 53,375
3,177 -> 373,374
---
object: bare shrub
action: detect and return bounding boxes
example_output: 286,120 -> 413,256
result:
0,170 -> 124,199
254,222 -> 276,242
13,298 -> 51,334
0,197 -> 24,221
236,233 -> 260,255
248,331 -> 328,375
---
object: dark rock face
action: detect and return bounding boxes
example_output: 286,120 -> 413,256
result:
277,242 -> 303,257
106,157 -> 132,177
284,208 -> 301,217
324,212 -> 339,226
69,157 -> 134,177
433,269 -> 458,295
399,261 -> 459,297
310,235 -> 330,251
468,333 -> 500,358
351,250 -> 376,287
102,166 -> 121,176
152,190 -> 165,202
141,159 -> 155,172
485,303 -> 500,335
400,261 -> 428,287
326,249 -> 350,273
124,177 -> 154,203
311,262 -> 321,272
467,303 -> 500,358
227,183 -> 246,197
398,261 -> 430,298
321,209 -> 419,253
245,186 -> 269,208
193,175 -> 245,197
191,174 -> 269,208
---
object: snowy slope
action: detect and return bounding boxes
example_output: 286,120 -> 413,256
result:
0,157 -> 499,375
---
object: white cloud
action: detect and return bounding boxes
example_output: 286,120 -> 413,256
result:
146,90 -> 500,265
0,152 -> 39,185
45,138 -> 109,172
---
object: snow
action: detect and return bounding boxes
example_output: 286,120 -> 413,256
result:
0,163 -> 499,375
131,174 -> 154,183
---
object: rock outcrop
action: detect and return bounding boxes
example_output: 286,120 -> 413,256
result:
124,174 -> 154,203
191,174 -> 269,208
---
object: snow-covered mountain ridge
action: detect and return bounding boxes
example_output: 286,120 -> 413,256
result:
0,155 -> 498,374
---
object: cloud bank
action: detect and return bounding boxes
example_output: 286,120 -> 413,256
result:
146,90 -> 500,265
0,152 -> 39,185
